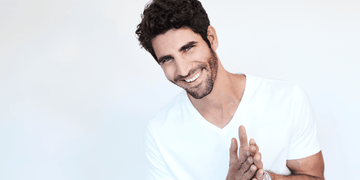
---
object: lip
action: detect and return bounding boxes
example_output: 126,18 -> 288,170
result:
184,70 -> 201,83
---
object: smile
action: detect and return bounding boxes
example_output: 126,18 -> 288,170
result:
185,70 -> 201,83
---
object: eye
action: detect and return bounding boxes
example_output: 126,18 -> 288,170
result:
160,56 -> 173,64
184,45 -> 194,52
163,57 -> 172,62
180,42 -> 197,53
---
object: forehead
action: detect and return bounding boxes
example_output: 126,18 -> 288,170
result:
151,28 -> 204,57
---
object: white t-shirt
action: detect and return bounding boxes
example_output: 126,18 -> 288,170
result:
145,75 -> 321,180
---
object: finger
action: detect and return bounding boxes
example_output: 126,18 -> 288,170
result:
242,164 -> 257,180
249,139 -> 263,169
249,139 -> 259,156
238,156 -> 253,175
249,138 -> 256,146
256,169 -> 264,180
252,178 -> 258,180
254,140 -> 260,151
239,126 -> 248,149
249,144 -> 257,157
249,139 -> 258,148
229,138 -> 238,166
238,125 -> 249,163
254,151 -> 263,169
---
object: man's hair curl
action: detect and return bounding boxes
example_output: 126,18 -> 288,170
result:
135,0 -> 211,62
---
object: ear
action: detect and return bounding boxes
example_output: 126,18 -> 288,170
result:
207,25 -> 219,51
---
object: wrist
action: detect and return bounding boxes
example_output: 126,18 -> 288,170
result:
264,170 -> 272,180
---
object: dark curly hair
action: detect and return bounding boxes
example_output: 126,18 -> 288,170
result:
135,0 -> 211,63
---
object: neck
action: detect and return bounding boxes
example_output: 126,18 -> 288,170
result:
188,61 -> 246,128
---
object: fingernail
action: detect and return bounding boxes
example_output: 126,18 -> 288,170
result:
251,165 -> 256,171
247,157 -> 252,163
246,151 -> 250,156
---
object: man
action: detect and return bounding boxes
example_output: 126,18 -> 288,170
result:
136,0 -> 325,179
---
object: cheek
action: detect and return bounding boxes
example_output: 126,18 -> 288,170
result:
164,72 -> 172,80
192,46 -> 211,62
162,66 -> 175,80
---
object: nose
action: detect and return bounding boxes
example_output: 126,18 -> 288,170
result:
175,57 -> 192,77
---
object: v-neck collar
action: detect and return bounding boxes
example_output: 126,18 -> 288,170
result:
183,74 -> 251,136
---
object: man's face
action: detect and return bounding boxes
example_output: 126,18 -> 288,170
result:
152,28 -> 218,99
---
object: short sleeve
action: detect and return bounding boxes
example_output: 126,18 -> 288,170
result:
287,85 -> 321,160
145,123 -> 176,180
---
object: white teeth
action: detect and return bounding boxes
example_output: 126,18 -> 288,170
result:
185,71 -> 201,83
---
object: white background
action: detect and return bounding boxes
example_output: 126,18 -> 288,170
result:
0,0 -> 359,179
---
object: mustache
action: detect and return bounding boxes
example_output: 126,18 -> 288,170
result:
174,64 -> 206,82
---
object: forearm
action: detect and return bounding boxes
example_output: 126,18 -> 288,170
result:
268,172 -> 324,180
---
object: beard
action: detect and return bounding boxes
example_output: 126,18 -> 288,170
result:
172,48 -> 218,99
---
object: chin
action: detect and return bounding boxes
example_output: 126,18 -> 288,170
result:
186,82 -> 214,99
188,91 -> 210,99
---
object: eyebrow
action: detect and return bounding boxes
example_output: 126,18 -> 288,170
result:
179,41 -> 197,52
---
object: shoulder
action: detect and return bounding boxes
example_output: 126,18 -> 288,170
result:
147,90 -> 189,130
247,75 -> 297,90
145,90 -> 195,153
245,75 -> 302,100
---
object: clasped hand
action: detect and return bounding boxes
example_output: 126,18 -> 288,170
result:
226,126 -> 265,180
